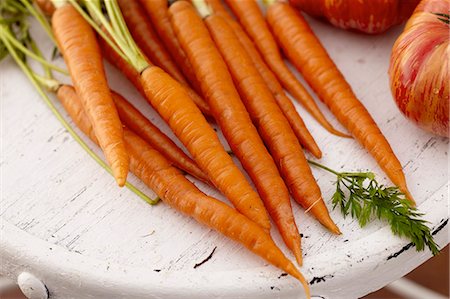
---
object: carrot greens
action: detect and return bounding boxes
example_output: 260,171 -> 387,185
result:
308,160 -> 439,255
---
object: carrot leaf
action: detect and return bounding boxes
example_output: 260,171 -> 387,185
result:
308,160 -> 440,256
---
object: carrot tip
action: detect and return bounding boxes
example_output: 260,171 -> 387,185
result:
310,148 -> 322,159
116,176 -> 127,187
292,242 -> 303,266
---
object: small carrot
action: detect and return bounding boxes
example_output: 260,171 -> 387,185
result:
139,0 -> 203,94
224,0 -> 347,137
58,85 -> 309,294
111,91 -> 209,183
266,1 -> 414,201
203,9 -> 339,241
117,0 -> 187,84
51,3 -> 128,186
205,0 -> 321,158
170,1 -> 300,246
98,34 -> 212,118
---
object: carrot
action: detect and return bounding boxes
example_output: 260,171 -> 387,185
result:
140,66 -> 271,231
204,11 -> 339,241
117,0 -> 187,84
205,0 -> 321,158
98,34 -> 212,118
139,0 -> 203,94
170,1 -> 303,247
111,91 -> 209,183
224,0 -> 347,137
57,84 -> 309,294
52,3 -> 128,186
266,1 -> 414,201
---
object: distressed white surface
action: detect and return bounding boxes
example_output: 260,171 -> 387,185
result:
0,14 -> 449,299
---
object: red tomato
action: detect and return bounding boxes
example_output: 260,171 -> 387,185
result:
289,0 -> 420,34
389,0 -> 449,137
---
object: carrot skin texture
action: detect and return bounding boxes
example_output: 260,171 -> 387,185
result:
56,84 -> 310,292
225,0 -> 347,138
98,35 -> 212,118
205,0 -> 321,158
52,4 -> 128,186
267,2 -> 413,201
111,91 -> 209,183
139,66 -> 271,231
206,14 -> 339,241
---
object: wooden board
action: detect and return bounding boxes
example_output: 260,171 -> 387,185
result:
1,14 -> 448,299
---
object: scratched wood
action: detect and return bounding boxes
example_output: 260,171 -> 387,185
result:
0,13 -> 448,299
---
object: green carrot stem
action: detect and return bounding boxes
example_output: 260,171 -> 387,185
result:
2,28 -> 68,74
0,32 -> 159,206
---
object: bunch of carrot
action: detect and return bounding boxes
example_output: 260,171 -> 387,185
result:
8,0 -> 415,295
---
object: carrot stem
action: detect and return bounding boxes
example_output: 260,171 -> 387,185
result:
67,0 -> 128,64
18,0 -> 56,45
2,28 -> 68,74
0,28 -> 159,206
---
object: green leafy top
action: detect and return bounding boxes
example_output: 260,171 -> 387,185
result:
308,160 -> 440,255
0,0 -> 29,61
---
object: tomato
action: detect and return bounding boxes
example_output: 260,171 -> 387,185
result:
389,0 -> 449,137
289,0 -> 420,34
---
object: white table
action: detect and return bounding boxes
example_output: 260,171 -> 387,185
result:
1,15 -> 448,299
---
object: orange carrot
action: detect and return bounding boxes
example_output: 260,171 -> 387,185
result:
205,12 -> 339,241
205,0 -> 321,158
111,91 -> 209,183
140,65 -> 271,231
224,0 -> 347,137
98,35 -> 212,118
57,84 -> 310,294
170,1 -> 302,245
266,2 -> 413,201
52,3 -> 128,186
117,0 -> 187,84
139,0 -> 203,94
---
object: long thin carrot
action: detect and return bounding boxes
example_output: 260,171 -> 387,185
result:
98,34 -> 212,118
138,0 -> 203,94
51,3 -> 128,186
57,85 -> 309,294
111,91 -> 209,183
205,0 -> 321,158
117,0 -> 187,84
203,10 -> 339,241
266,1 -> 414,201
169,1 -> 302,248
224,0 -> 347,137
